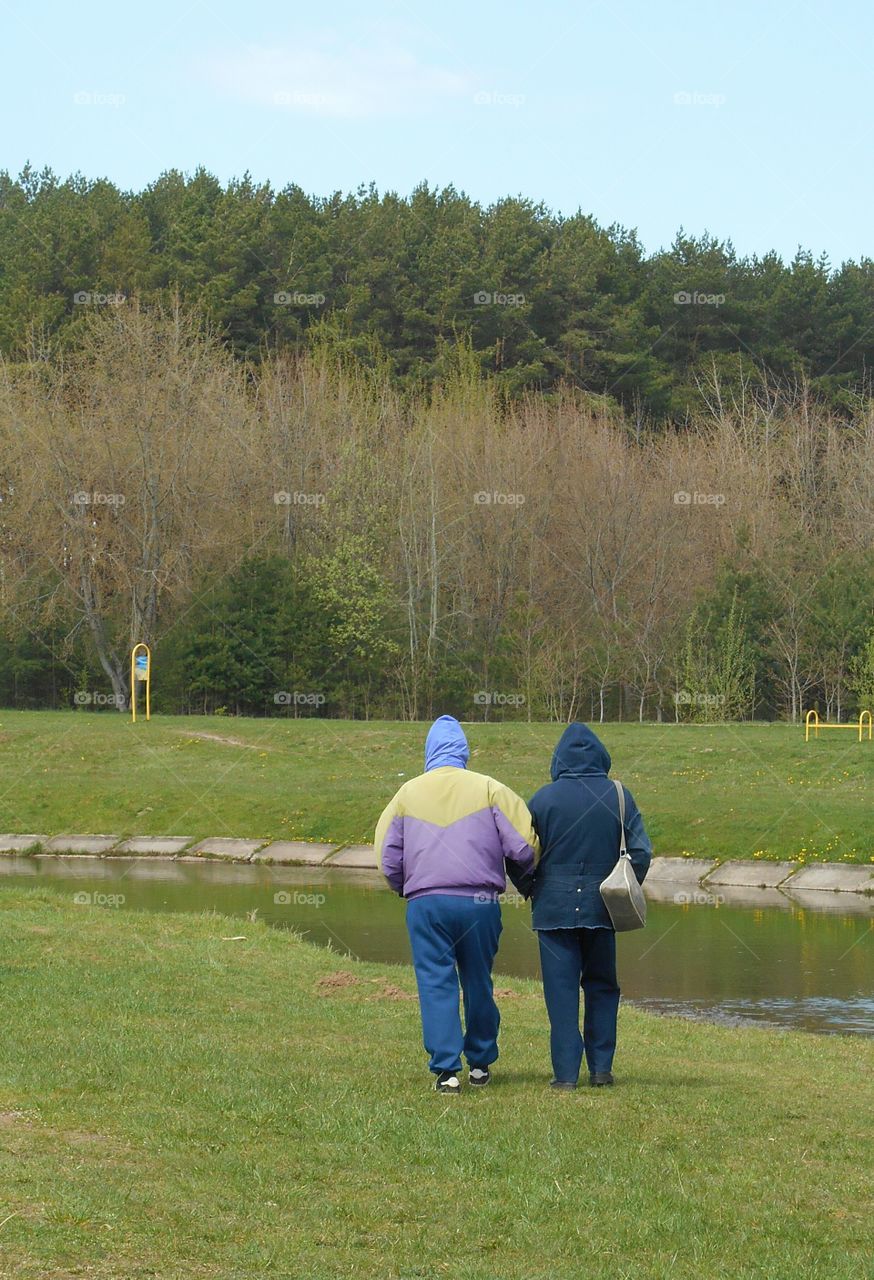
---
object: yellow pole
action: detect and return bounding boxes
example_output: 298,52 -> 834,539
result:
804,709 -> 819,742
130,643 -> 151,723
130,647 -> 137,723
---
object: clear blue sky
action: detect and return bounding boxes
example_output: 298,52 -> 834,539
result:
3,0 -> 872,264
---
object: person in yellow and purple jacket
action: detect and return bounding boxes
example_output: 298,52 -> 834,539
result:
375,715 -> 538,1095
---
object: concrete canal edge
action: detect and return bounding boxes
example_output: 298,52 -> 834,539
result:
0,835 -> 872,896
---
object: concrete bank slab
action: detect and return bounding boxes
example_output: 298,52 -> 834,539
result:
113,837 -> 193,857
327,844 -> 379,869
645,857 -> 717,883
786,863 -> 874,893
5,836 -> 870,897
0,834 -> 47,852
43,835 -> 120,855
188,838 -> 264,862
252,841 -> 334,865
706,860 -> 797,888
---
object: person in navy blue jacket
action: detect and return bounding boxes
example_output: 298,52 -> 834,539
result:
526,723 -> 652,1088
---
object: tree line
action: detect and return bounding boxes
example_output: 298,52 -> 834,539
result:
2,165 -> 874,419
1,306 -> 872,722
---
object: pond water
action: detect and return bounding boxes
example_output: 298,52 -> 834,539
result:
2,855 -> 872,1037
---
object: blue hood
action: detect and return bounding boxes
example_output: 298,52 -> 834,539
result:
424,716 -> 470,772
550,723 -> 611,780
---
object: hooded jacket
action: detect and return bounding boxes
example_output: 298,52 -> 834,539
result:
527,723 -> 652,930
375,716 -> 538,900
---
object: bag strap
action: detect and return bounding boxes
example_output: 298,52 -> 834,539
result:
613,778 -> 627,857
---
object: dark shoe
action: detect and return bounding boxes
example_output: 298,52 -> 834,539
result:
469,1067 -> 491,1087
550,1079 -> 577,1090
435,1070 -> 461,1094
589,1071 -> 614,1087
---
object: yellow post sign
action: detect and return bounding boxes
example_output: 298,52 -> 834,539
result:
130,643 -> 151,722
804,708 -> 872,742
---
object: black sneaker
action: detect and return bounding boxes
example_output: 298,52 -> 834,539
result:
469,1067 -> 491,1087
589,1071 -> 614,1087
435,1070 -> 461,1094
550,1079 -> 577,1090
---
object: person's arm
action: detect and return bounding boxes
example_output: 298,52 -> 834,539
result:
374,792 -> 405,895
623,787 -> 652,885
489,780 -> 540,898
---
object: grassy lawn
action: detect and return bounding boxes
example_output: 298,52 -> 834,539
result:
0,887 -> 870,1279
0,711 -> 872,861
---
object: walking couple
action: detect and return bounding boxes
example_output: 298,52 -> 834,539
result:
375,715 -> 652,1094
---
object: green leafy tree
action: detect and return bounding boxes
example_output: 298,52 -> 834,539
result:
849,630 -> 874,713
676,592 -> 755,722
309,537 -> 401,718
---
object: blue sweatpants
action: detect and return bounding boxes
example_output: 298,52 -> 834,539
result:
537,927 -> 620,1081
406,894 -> 502,1074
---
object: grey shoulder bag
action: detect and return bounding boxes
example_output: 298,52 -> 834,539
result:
599,778 -> 647,931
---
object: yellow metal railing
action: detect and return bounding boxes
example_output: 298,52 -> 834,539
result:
804,708 -> 872,742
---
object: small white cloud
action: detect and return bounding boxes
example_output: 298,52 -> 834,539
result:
200,34 -> 474,119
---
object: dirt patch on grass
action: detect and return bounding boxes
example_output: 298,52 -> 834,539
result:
0,1112 -> 110,1150
371,982 -> 417,1002
315,971 -> 417,1000
0,1109 -> 36,1127
316,971 -> 361,991
61,1130 -> 111,1148
174,730 -> 262,750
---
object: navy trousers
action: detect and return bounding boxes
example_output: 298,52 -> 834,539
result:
537,927 -> 620,1081
406,894 -> 502,1074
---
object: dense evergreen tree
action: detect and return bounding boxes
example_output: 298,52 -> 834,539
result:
2,166 -> 873,415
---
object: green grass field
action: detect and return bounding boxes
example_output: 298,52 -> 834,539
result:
0,886 -> 870,1279
0,711 -> 872,861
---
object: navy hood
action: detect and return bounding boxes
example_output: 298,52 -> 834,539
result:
424,715 -> 470,772
550,723 -> 611,780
